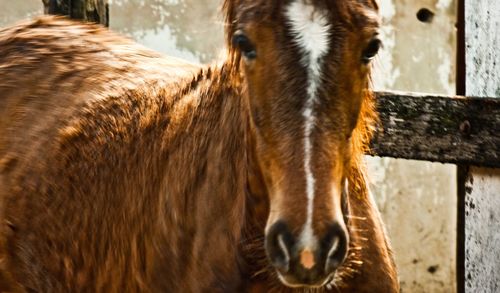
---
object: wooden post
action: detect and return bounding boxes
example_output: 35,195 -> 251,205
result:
456,1 -> 466,292
43,0 -> 109,27
464,0 -> 500,291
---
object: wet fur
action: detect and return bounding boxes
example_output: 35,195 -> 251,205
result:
0,1 -> 397,292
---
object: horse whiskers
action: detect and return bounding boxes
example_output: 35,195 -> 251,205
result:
348,228 -> 368,232
349,260 -> 364,266
346,215 -> 367,220
341,263 -> 361,271
325,281 -> 341,293
347,253 -> 359,260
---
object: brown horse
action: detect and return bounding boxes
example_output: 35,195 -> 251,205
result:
0,0 -> 398,292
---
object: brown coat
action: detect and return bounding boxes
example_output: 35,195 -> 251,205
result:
0,16 -> 398,292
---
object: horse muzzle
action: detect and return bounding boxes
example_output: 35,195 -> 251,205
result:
265,220 -> 349,288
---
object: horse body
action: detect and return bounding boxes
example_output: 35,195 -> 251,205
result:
0,1 -> 399,292
0,17 -> 246,292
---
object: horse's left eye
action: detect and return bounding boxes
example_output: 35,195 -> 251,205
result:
232,31 -> 257,60
362,38 -> 382,64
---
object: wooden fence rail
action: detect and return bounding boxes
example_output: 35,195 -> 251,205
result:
372,92 -> 500,168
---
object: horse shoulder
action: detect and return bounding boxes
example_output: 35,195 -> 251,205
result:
0,16 -> 203,291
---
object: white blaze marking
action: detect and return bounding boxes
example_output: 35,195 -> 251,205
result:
286,1 -> 331,249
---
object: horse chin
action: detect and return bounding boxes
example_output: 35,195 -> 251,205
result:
276,271 -> 336,289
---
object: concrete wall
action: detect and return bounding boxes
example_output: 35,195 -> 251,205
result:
0,0 -> 42,26
0,1 -> 459,291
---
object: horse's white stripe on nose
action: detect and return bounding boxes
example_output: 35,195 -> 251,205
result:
285,1 -> 331,249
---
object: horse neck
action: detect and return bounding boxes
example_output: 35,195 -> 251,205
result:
163,62 -> 249,220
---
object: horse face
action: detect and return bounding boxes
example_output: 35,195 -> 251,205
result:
229,0 -> 380,288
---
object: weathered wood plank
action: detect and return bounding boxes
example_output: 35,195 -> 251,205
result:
43,0 -> 108,26
370,91 -> 500,168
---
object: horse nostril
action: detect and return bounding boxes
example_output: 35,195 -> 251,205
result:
323,223 -> 349,273
265,221 -> 294,273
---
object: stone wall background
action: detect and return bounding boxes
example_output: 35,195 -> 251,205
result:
0,1 -> 458,291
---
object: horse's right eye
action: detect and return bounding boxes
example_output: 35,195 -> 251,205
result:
232,31 -> 257,60
362,38 -> 382,64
